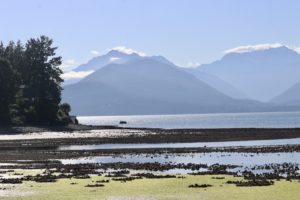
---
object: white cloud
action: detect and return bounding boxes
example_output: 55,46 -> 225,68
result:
186,62 -> 200,68
108,46 -> 146,57
61,70 -> 94,80
90,50 -> 100,55
60,59 -> 76,70
109,57 -> 121,62
293,47 -> 300,54
174,62 -> 200,68
177,62 -> 200,68
224,43 -> 283,54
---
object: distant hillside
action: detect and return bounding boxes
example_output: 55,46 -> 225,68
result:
62,46 -> 300,115
63,59 -> 268,115
74,50 -> 142,72
68,48 -> 250,100
64,50 -> 177,85
198,46 -> 300,101
183,68 -> 247,99
74,50 -> 175,72
271,82 -> 300,106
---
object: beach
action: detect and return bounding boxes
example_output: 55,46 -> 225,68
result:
0,126 -> 299,199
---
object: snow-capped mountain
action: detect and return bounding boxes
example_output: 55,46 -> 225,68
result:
197,46 -> 300,102
63,59 -> 266,115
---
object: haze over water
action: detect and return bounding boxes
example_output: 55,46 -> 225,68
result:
78,111 -> 300,129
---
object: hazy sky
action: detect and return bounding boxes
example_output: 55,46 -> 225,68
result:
1,0 -> 300,68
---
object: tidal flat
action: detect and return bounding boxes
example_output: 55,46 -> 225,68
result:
0,127 -> 299,199
0,170 -> 299,200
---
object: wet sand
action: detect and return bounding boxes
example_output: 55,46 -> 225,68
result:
0,127 -> 299,161
0,124 -> 119,134
1,127 -> 300,144
0,126 -> 299,199
0,144 -> 299,161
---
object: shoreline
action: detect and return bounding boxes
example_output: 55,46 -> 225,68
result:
0,126 -> 299,199
0,145 -> 299,161
0,126 -> 300,144
0,124 -> 118,134
0,125 -> 299,162
0,126 -> 299,161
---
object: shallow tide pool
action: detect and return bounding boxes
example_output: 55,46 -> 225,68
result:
58,138 -> 300,150
60,152 -> 300,166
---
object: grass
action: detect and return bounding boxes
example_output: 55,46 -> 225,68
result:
1,171 -> 300,200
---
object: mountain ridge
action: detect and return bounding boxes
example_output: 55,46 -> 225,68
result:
271,81 -> 300,105
197,46 -> 300,101
63,58 -> 271,115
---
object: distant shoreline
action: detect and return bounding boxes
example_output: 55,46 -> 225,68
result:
0,125 -> 300,144
0,124 -> 118,134
0,125 -> 299,170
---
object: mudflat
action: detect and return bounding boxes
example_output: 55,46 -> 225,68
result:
0,126 -> 299,161
0,126 -> 299,199
0,126 -> 300,144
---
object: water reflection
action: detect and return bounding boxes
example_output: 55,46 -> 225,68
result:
60,152 -> 300,166
58,138 -> 300,150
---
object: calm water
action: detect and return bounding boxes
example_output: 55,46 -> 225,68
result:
58,138 -> 300,150
60,152 -> 300,166
60,152 -> 300,174
78,111 -> 300,129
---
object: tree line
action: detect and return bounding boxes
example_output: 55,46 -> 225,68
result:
0,36 -> 71,126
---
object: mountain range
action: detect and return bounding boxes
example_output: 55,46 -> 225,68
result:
198,46 -> 300,102
62,46 -> 300,115
271,81 -> 300,106
74,50 -> 174,72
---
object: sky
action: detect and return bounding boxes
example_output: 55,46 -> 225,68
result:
1,0 -> 300,69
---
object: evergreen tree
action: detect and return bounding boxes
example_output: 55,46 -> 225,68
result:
23,36 -> 63,124
0,59 -> 19,125
0,36 -> 71,126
